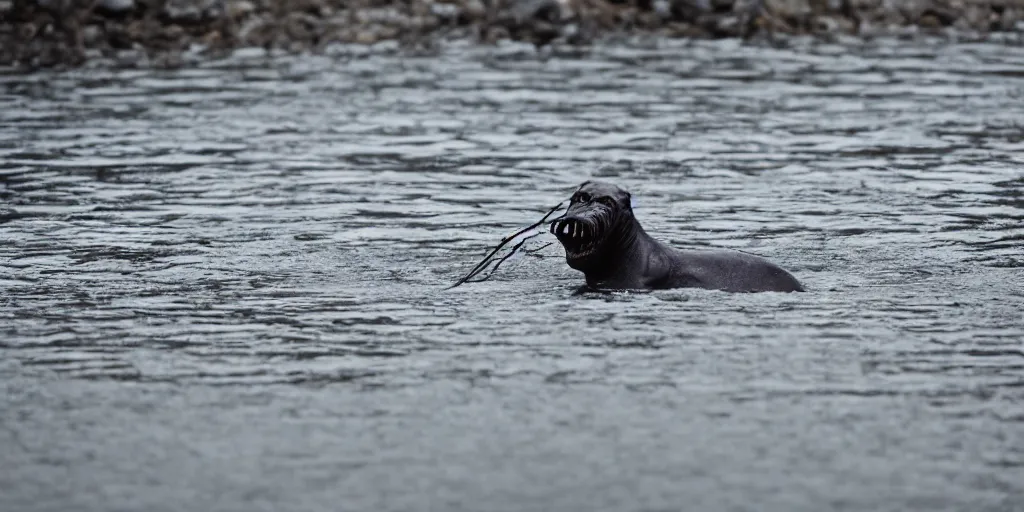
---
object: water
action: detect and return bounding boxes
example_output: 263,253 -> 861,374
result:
2,37 -> 1023,511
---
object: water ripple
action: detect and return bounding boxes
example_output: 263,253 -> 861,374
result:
2,38 -> 1023,511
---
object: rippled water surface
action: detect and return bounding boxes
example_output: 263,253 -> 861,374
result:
2,38 -> 1023,511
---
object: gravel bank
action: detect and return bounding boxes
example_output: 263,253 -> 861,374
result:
2,0 -> 1023,67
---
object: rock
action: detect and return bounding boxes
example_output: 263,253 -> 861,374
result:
713,15 -> 740,34
105,23 -> 132,48
813,14 -> 838,31
228,0 -> 255,18
283,12 -> 319,41
18,22 -> 38,41
462,0 -> 487,20
162,0 -> 222,24
291,0 -> 329,16
354,29 -> 379,44
35,0 -> 70,11
765,0 -> 811,21
201,27 -> 223,47
83,48 -> 104,61
164,2 -> 202,23
97,0 -> 134,13
560,21 -> 578,38
922,5 -> 959,26
493,0 -> 575,46
114,46 -> 147,67
237,16 -> 275,45
407,14 -> 440,30
377,25 -> 400,39
849,0 -> 877,12
431,2 -> 461,20
960,5 -> 991,30
813,14 -> 853,32
710,0 -> 733,12
157,24 -> 186,49
652,0 -> 671,17
999,9 -> 1021,32
510,0 -> 564,24
891,0 -> 922,23
950,17 -> 970,32
354,7 -> 408,26
82,24 -> 103,45
185,41 -> 207,55
671,0 -> 711,21
152,51 -> 184,68
483,24 -> 511,43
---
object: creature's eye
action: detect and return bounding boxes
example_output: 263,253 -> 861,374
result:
573,192 -> 592,203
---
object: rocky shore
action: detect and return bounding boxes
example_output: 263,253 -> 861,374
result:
2,0 -> 1023,67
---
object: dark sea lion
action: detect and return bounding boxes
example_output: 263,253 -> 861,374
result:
549,181 -> 804,292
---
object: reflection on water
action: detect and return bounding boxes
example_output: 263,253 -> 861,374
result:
1,38 -> 1023,511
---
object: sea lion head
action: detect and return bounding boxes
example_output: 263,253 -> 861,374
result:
549,181 -> 636,272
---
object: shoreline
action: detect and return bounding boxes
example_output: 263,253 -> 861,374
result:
2,0 -> 1024,69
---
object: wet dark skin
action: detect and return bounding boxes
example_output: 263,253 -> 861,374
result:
550,181 -> 804,292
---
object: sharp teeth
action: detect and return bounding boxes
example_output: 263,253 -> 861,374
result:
563,223 -> 570,235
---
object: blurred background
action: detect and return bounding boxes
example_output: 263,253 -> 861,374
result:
3,0 -> 1024,66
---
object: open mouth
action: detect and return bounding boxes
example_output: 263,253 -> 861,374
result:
550,217 -> 599,259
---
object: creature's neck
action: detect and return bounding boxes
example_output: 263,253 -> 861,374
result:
583,217 -> 666,288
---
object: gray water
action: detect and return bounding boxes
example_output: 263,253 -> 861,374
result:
2,37 -> 1023,512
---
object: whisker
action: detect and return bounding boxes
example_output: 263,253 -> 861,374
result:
448,201 -> 564,289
